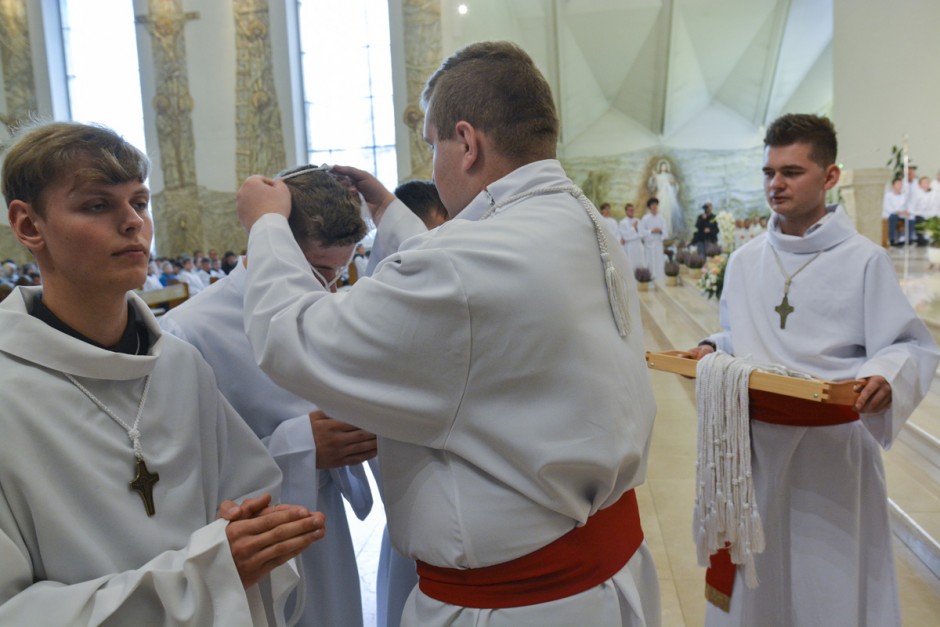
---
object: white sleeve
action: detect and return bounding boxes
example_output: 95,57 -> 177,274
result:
0,515 -> 265,626
855,253 -> 940,447
242,214 -> 469,445
366,199 -> 427,276
263,413 -> 319,513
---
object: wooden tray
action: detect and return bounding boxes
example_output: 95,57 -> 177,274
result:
645,351 -> 861,406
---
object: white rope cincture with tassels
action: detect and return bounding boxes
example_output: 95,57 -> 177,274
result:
693,350 -> 765,588
483,184 -> 631,337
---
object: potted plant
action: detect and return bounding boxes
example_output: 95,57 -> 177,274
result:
664,261 -> 680,286
634,266 -> 653,291
915,216 -> 940,267
687,252 -> 705,280
675,249 -> 690,275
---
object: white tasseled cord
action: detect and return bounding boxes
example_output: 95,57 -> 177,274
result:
693,351 -> 765,588
484,185 -> 631,337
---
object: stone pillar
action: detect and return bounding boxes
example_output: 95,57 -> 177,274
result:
397,0 -> 442,181
135,0 -> 204,257
835,167 -> 889,247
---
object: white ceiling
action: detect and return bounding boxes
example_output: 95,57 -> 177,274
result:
440,0 -> 832,155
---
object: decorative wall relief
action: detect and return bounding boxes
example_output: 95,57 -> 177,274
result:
137,0 -> 203,256
0,0 -> 37,133
562,147 -> 765,239
401,0 -> 442,180
233,0 -> 286,181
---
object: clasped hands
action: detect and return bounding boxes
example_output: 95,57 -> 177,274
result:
217,494 -> 325,589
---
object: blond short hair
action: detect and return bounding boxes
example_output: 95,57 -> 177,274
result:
2,121 -> 149,217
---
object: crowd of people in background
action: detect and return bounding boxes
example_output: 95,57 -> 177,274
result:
882,166 -> 940,246
604,198 -> 769,283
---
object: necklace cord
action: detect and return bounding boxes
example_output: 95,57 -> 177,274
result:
65,373 -> 152,461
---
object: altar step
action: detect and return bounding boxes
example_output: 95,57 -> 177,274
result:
641,277 -> 940,587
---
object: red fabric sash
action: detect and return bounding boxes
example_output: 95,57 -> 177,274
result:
705,392 -> 860,611
416,489 -> 643,609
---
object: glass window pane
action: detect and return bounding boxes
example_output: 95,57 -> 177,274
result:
371,96 -> 397,146
368,45 -> 394,97
365,0 -> 390,46
60,0 -> 147,153
298,0 -> 397,185
374,146 -> 399,192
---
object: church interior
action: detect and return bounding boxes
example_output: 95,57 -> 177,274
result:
2,0 -> 940,625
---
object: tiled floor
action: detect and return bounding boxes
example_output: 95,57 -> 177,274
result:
347,245 -> 940,627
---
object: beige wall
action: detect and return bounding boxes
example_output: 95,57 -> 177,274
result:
833,0 -> 940,173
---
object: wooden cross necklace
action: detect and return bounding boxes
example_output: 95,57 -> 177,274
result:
769,246 -> 822,329
65,372 -> 159,516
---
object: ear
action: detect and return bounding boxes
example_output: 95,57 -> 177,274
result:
8,200 -> 46,254
822,164 -> 841,191
454,120 -> 481,172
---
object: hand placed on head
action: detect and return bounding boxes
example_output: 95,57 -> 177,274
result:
237,175 -> 292,232
331,165 -> 396,225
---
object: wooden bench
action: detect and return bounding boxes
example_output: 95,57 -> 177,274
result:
135,283 -> 189,314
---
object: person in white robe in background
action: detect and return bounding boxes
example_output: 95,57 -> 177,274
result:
619,203 -> 645,271
882,177 -> 907,246
236,41 -> 660,627
0,121 -> 324,625
640,198 -> 667,282
161,165 -> 377,627
176,255 -> 204,296
599,202 -> 623,245
687,114 -> 940,627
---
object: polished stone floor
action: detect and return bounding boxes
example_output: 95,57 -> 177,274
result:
347,244 -> 940,626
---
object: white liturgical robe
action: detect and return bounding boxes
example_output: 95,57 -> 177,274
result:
0,287 -> 296,626
640,212 -> 668,281
619,217 -> 645,271
161,260 -> 374,627
242,159 -> 660,626
706,207 -> 940,627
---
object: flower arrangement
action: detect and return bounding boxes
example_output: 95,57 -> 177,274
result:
698,254 -> 727,300
716,211 -> 736,254
664,261 -> 680,277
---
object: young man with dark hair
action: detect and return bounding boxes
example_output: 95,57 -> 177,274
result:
0,121 -> 323,624
687,113 -> 939,626
161,164 -> 376,627
393,179 -> 448,230
236,40 -> 659,626
640,197 -> 666,281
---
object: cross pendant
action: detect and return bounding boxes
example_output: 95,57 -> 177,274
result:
130,458 -> 160,516
775,294 -> 794,329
